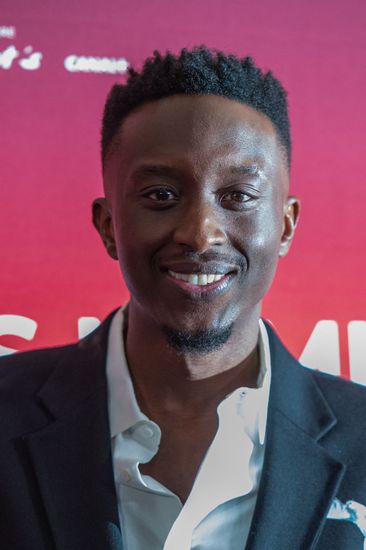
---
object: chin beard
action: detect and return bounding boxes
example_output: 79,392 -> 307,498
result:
163,323 -> 233,354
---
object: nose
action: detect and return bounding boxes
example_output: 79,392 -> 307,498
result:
172,198 -> 227,252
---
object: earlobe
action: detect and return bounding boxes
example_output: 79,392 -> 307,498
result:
92,198 -> 118,260
279,196 -> 300,257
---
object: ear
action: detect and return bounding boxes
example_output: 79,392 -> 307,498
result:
279,196 -> 300,257
92,198 -> 118,260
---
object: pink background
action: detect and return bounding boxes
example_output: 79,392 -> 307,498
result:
1,0 -> 365,380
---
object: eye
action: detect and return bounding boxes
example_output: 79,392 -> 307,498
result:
144,187 -> 178,202
221,191 -> 255,204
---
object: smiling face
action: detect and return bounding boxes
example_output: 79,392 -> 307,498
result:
94,94 -> 299,344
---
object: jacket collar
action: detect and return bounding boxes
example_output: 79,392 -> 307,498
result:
22,310 -> 123,550
36,309 -> 116,419
245,321 -> 346,550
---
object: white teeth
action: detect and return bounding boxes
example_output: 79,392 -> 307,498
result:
168,271 -> 226,286
190,274 -> 199,285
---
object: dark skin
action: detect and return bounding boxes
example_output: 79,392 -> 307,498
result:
93,94 -> 300,502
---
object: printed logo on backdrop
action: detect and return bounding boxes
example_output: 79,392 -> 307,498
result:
0,45 -> 42,70
0,25 -> 128,74
0,24 -> 42,70
64,54 -> 129,74
0,47 -> 129,73
0,25 -> 16,39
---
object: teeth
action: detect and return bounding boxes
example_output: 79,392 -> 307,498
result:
168,271 -> 227,286
190,274 -> 198,285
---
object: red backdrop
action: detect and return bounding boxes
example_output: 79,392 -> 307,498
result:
1,0 -> 365,384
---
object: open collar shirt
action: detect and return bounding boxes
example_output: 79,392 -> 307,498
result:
106,307 -> 272,550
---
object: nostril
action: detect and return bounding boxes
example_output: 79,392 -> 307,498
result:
172,218 -> 227,252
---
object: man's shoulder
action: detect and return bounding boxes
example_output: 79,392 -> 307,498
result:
310,367 -> 366,415
0,344 -> 81,437
0,342 -> 76,368
265,320 -> 366,418
311,366 -> 366,394
0,310 -> 116,440
0,343 -> 78,395
0,309 -> 116,389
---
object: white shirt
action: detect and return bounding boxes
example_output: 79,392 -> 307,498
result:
106,307 -> 272,549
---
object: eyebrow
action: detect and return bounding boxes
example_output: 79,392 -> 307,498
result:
229,164 -> 260,175
131,164 -> 182,180
131,162 -> 262,182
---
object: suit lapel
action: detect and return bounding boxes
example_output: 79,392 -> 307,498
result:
245,323 -> 346,550
22,312 -> 123,550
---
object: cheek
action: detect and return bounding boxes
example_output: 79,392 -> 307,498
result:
112,211 -> 167,290
252,218 -> 283,262
235,202 -> 283,257
233,204 -> 284,292
115,198 -> 170,243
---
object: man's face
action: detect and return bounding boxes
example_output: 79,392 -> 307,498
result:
95,94 -> 298,338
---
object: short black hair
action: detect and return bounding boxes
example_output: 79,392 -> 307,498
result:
101,46 -> 291,168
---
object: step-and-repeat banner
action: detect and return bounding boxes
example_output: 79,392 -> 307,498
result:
1,0 -> 365,383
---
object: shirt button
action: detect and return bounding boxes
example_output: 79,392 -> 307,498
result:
121,470 -> 131,482
135,424 -> 155,439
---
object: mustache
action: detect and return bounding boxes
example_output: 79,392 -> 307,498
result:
161,250 -> 248,271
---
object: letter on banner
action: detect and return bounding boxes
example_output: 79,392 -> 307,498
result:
78,317 -> 101,339
0,315 -> 38,356
299,320 -> 341,377
348,321 -> 366,386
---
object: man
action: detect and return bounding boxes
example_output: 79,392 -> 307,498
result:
1,47 -> 366,550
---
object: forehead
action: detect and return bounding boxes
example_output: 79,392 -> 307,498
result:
109,94 -> 286,176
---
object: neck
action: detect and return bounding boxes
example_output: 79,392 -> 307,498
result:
124,301 -> 261,419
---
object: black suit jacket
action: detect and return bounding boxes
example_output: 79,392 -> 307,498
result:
1,311 -> 366,550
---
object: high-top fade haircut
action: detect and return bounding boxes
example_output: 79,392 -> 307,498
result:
101,46 -> 291,169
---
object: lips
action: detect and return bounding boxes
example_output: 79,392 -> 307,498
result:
168,270 -> 227,286
159,256 -> 241,298
159,259 -> 238,299
164,270 -> 234,299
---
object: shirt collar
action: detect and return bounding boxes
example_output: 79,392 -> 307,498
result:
106,307 -> 272,444
257,318 -> 272,444
106,306 -> 148,437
